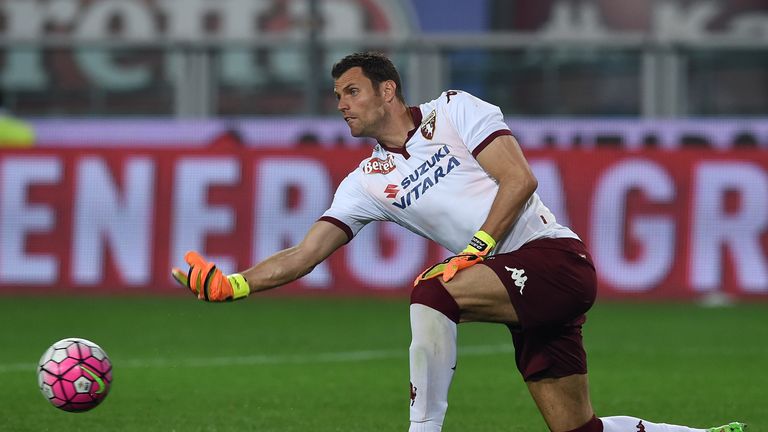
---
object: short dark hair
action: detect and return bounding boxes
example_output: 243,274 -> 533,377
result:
331,52 -> 405,102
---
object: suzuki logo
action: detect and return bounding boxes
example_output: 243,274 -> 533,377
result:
384,184 -> 399,199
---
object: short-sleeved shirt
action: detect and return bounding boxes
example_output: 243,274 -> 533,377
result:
321,90 -> 578,255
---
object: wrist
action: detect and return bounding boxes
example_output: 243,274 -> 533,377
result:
464,230 -> 496,255
226,273 -> 250,299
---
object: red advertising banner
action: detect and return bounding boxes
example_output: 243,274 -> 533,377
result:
1,147 -> 766,299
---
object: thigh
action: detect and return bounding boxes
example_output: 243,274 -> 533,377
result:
526,374 -> 594,432
444,238 -> 597,382
444,238 -> 596,327
483,238 -> 597,329
442,264 -> 520,324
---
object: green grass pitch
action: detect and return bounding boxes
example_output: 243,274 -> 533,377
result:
0,295 -> 765,431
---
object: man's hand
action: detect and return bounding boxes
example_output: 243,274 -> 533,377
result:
414,231 -> 496,286
171,251 -> 250,302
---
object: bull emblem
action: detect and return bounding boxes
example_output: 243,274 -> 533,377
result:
420,110 -> 436,139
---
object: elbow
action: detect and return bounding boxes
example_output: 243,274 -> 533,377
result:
498,171 -> 537,202
524,172 -> 538,199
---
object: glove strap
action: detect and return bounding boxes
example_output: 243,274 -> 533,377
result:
226,273 -> 250,300
464,230 -> 496,254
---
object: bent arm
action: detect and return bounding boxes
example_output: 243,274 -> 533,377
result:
474,134 -> 538,241
240,220 -> 349,293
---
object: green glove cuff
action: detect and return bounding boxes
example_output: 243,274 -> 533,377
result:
464,230 -> 496,254
227,273 -> 250,300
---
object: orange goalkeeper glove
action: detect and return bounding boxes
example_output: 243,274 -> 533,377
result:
414,231 -> 496,286
171,251 -> 250,302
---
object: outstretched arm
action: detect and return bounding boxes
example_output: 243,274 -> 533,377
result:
240,220 -> 349,293
173,220 -> 349,301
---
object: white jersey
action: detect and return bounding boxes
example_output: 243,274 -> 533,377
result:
321,90 -> 578,255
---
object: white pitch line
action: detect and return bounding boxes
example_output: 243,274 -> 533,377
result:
0,344 -> 513,374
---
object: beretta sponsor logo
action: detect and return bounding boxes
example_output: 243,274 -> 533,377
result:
363,153 -> 397,174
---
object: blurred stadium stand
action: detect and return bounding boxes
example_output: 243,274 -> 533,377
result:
1,0 -> 767,120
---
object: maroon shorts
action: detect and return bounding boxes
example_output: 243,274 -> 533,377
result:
481,237 -> 597,381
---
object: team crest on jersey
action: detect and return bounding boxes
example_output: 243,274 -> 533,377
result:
363,153 -> 396,174
420,110 -> 437,140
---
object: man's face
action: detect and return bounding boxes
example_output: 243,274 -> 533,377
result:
334,67 -> 386,138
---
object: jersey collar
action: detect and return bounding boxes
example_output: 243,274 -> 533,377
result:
377,106 -> 422,159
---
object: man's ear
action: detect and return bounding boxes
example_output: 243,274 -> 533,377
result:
382,80 -> 397,102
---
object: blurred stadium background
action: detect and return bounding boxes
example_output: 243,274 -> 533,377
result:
1,0 -> 767,431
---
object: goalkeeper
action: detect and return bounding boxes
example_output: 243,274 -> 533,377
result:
173,52 -> 745,432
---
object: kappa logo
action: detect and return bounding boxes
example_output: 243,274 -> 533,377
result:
410,382 -> 417,406
363,153 -> 396,174
504,266 -> 528,295
384,184 -> 400,199
636,421 -> 646,432
420,110 -> 437,139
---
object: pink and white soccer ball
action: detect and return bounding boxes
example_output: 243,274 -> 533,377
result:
37,337 -> 113,412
